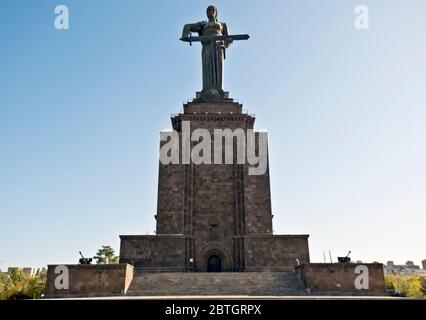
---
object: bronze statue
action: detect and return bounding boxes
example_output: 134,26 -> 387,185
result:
181,5 -> 249,101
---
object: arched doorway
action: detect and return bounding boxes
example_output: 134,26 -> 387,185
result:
197,242 -> 232,272
207,255 -> 222,272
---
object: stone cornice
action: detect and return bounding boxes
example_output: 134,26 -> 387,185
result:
172,114 -> 255,122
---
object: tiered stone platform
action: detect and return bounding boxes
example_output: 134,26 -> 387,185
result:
125,271 -> 308,296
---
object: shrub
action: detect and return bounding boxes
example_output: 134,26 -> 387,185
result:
420,277 -> 426,296
385,275 -> 425,298
0,268 -> 46,300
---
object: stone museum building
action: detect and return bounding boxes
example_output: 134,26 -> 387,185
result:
119,99 -> 310,273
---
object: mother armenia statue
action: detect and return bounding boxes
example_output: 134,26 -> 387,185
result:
181,5 -> 249,101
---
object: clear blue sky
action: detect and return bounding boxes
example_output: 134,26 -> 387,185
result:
0,0 -> 425,270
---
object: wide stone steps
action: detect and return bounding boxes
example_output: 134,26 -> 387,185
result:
126,271 -> 308,296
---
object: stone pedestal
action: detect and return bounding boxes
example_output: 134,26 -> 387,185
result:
119,99 -> 310,272
44,264 -> 134,298
295,263 -> 386,296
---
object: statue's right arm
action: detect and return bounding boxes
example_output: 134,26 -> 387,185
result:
181,22 -> 205,38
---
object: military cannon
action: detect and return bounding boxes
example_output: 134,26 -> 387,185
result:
78,251 -> 93,265
337,251 -> 351,263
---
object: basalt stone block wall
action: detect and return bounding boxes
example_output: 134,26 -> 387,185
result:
295,263 -> 386,295
119,235 -> 192,271
243,235 -> 310,270
44,264 -> 134,298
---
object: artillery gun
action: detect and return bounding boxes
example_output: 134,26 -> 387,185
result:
337,251 -> 351,263
78,251 -> 92,265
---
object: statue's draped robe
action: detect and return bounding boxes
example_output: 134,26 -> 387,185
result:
182,21 -> 229,92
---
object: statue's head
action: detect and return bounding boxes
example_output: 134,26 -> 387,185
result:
206,5 -> 218,21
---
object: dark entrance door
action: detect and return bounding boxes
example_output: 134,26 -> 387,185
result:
207,255 -> 222,272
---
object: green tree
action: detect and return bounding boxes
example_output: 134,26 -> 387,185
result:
27,269 -> 47,299
93,245 -> 119,264
0,272 -> 13,300
8,268 -> 28,298
9,268 -> 25,284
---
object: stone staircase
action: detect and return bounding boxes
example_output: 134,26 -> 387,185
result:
125,271 -> 308,296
